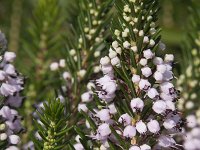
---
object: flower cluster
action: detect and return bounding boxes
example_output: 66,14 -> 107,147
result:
0,106 -> 23,150
79,0 -> 184,149
0,31 -> 25,149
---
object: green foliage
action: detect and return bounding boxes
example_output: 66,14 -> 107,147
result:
22,0 -> 65,101
32,99 -> 71,150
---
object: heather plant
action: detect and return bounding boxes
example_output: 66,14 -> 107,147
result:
0,31 -> 25,149
75,0 -> 185,149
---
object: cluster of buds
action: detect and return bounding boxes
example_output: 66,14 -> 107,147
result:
77,0 -> 184,149
0,31 -> 25,149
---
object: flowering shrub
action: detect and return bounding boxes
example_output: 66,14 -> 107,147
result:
3,0 -> 200,150
76,0 -> 185,149
0,32 -> 25,149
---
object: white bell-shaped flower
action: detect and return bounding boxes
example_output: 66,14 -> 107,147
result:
129,145 -> 141,150
123,125 -> 136,138
147,88 -> 159,99
164,54 -> 174,63
136,120 -> 147,134
130,98 -> 144,112
139,58 -> 147,66
118,113 -> 132,126
139,79 -> 151,90
97,123 -> 111,137
4,52 -> 16,62
152,100 -> 166,114
97,109 -> 111,122
141,67 -> 152,77
132,75 -> 140,83
50,62 -> 59,71
140,144 -> 151,150
81,92 -> 93,103
147,119 -> 160,133
143,49 -> 154,59
9,134 -> 20,145
100,56 -> 110,66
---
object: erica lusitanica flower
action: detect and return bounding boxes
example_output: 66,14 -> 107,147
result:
77,0 -> 185,149
0,31 -> 25,149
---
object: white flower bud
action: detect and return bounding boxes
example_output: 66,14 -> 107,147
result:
0,133 -> 7,141
5,146 -> 19,150
4,52 -> 16,62
140,144 -> 151,150
123,125 -> 136,138
116,47 -> 122,54
9,135 -> 20,145
131,46 -> 138,52
123,41 -> 131,49
143,36 -> 149,43
185,101 -> 194,109
94,66 -> 101,73
129,146 -> 140,150
50,62 -> 59,71
70,49 -> 76,56
109,50 -> 117,59
143,49 -> 154,59
59,59 -> 66,68
153,71 -> 163,81
139,58 -> 147,66
78,104 -> 88,112
130,98 -> 144,112
111,57 -> 120,67
118,113 -> 132,126
133,28 -> 138,34
152,100 -> 166,114
62,72 -> 71,80
97,109 -> 111,121
81,92 -> 93,103
100,56 -> 110,66
112,41 -> 119,49
114,30 -> 120,37
122,31 -> 128,37
147,119 -> 160,133
132,74 -> 140,83
97,123 -> 111,137
160,82 -> 174,94
147,88 -> 159,99
164,54 -> 174,63
94,51 -> 100,57
139,30 -> 144,36
78,69 -> 86,78
87,82 -> 95,91
141,67 -> 152,77
139,79 -> 151,90
136,120 -> 147,134
74,143 -> 84,150
149,39 -> 155,46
